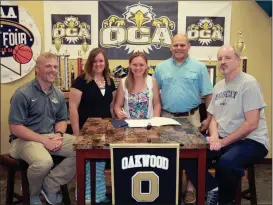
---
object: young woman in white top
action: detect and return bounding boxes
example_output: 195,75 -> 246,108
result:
114,52 -> 161,119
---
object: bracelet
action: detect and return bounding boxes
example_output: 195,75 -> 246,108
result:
55,131 -> 64,137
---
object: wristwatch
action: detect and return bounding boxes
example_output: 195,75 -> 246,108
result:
55,131 -> 64,137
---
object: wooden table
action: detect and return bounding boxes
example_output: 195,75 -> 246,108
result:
74,118 -> 208,205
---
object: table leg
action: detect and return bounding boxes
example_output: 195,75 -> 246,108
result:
178,160 -> 183,205
197,149 -> 206,205
91,160 -> 96,205
76,151 -> 85,205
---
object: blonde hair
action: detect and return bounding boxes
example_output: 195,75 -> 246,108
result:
35,52 -> 57,68
125,52 -> 148,94
84,48 -> 111,85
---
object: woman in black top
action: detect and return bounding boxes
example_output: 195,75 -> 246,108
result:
69,48 -> 116,203
70,48 -> 116,133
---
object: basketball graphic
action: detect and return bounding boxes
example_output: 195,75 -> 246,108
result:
1,2 -> 41,84
12,44 -> 33,64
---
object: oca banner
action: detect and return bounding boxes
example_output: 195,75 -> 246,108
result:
43,1 -> 98,58
178,1 -> 232,60
99,1 -> 178,60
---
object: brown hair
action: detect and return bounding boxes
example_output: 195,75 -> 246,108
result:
84,48 -> 111,85
125,52 -> 148,94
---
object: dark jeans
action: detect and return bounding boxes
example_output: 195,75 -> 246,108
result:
181,139 -> 268,204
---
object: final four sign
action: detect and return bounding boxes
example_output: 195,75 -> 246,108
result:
0,1 -> 41,83
111,144 -> 179,205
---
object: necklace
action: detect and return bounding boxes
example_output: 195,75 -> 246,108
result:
94,76 -> 105,89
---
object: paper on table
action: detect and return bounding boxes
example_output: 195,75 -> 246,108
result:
125,117 -> 180,128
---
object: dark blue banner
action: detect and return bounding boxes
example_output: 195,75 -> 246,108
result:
186,17 -> 225,47
99,1 -> 177,60
0,6 -> 34,58
51,14 -> 91,45
111,145 -> 179,205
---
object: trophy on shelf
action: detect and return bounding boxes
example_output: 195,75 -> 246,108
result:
208,56 -> 212,64
54,37 -> 62,55
53,36 -> 63,88
234,30 -> 247,73
82,36 -> 89,55
53,37 -> 71,91
77,50 -> 83,76
63,49 -> 70,91
234,30 -> 246,56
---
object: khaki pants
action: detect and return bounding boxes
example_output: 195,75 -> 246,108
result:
161,109 -> 201,128
9,133 -> 76,196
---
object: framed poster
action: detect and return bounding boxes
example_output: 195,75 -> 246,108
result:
43,1 -> 98,58
110,143 -> 179,205
99,1 -> 178,60
178,1 -> 232,60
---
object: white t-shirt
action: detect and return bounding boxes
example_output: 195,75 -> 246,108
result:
207,72 -> 269,150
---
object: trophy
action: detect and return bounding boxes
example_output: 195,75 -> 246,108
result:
53,36 -> 63,88
77,50 -> 83,76
234,30 -> 246,56
234,30 -> 247,72
54,37 -> 62,55
63,49 -> 70,91
208,56 -> 212,64
56,55 -> 62,88
82,36 -> 89,55
53,37 -> 72,90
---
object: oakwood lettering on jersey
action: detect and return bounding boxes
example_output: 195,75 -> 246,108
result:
121,155 -> 169,170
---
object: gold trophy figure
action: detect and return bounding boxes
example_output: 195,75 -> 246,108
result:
234,30 -> 246,56
82,37 -> 89,55
54,37 -> 62,55
208,56 -> 212,64
234,30 -> 247,72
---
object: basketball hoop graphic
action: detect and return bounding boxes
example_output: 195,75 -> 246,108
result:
0,2 -> 41,84
1,44 -> 33,76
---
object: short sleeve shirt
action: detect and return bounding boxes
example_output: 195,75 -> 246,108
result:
9,78 -> 67,140
207,72 -> 269,150
153,56 -> 213,112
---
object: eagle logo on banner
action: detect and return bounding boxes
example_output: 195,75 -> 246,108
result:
100,2 -> 175,54
186,17 -> 224,46
52,15 -> 91,44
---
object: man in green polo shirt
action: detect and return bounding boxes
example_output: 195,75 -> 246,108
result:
9,52 -> 76,204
